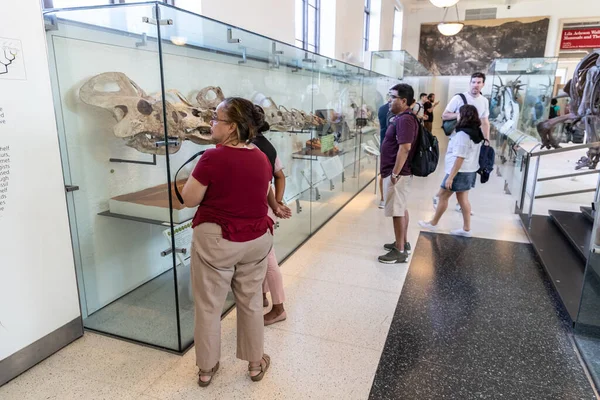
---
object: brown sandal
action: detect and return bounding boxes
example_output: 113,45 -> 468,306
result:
248,354 -> 270,382
198,361 -> 219,387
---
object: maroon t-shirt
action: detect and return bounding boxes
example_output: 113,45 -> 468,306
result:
191,145 -> 274,242
380,110 -> 419,178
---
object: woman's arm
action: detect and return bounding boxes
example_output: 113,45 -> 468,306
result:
268,185 -> 292,219
181,175 -> 207,208
273,169 -> 286,203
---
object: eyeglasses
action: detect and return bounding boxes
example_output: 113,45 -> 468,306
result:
211,113 -> 232,124
386,94 -> 400,101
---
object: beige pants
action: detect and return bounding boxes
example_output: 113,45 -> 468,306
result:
191,222 -> 273,370
383,175 -> 412,217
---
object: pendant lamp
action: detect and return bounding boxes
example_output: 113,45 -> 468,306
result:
437,5 -> 464,36
430,0 -> 459,7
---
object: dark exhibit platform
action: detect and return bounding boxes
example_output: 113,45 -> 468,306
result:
369,233 -> 595,399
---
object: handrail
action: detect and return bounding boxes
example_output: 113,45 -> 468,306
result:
534,188 -> 596,200
531,141 -> 600,157
537,169 -> 600,182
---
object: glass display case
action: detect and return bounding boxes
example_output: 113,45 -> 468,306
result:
43,2 -> 397,353
488,57 -> 558,146
370,50 -> 433,97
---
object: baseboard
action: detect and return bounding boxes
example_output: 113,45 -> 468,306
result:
0,317 -> 83,387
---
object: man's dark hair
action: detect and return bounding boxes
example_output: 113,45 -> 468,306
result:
471,72 -> 486,83
551,98 -> 558,105
390,83 -> 415,105
420,93 -> 427,99
428,93 -> 435,100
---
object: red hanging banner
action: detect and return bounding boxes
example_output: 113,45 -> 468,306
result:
560,28 -> 600,50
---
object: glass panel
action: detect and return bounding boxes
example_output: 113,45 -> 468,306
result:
44,4 -> 180,351
49,0 -> 110,7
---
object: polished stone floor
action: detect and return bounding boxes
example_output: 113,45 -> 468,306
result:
4,131 -> 589,399
369,232 -> 596,399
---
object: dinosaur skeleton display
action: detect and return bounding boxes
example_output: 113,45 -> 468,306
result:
80,72 -> 337,155
491,76 -> 525,136
536,50 -> 600,169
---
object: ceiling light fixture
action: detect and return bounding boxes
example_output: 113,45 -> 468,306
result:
437,5 -> 464,36
430,0 -> 459,8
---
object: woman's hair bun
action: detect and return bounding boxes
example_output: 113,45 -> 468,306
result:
253,105 -> 270,133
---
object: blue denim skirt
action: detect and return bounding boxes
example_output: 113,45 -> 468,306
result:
441,172 -> 477,192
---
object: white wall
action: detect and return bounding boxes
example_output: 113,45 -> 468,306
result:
200,0 -> 295,45
335,0 -> 366,62
0,0 -> 80,361
401,0 -> 600,60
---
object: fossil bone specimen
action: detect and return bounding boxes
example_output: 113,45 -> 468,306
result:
79,72 -> 181,154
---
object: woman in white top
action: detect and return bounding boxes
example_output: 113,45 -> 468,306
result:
419,105 -> 484,237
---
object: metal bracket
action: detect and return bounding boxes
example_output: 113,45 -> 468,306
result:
342,172 -> 346,183
161,247 -> 187,257
270,55 -> 280,69
302,52 -> 316,63
142,17 -> 173,26
227,28 -> 240,43
135,33 -> 147,48
44,15 -> 58,31
110,154 -> 157,166
290,60 -> 300,73
272,42 -> 283,55
330,180 -> 335,190
296,198 -> 303,214
326,59 -> 336,69
238,47 -> 247,64
65,185 -> 79,193
315,187 -> 321,201
155,139 -> 180,148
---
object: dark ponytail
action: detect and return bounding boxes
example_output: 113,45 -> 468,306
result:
221,97 -> 268,144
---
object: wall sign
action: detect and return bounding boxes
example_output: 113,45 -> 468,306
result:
560,28 -> 600,50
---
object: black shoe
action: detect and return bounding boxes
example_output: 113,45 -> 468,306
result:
378,247 -> 408,264
383,241 -> 411,254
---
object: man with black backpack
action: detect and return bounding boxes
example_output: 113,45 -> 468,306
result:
434,72 -> 490,213
378,84 -> 419,264
412,93 -> 428,123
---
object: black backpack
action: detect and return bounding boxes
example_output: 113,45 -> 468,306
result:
408,113 -> 439,177
441,93 -> 468,136
478,140 -> 495,183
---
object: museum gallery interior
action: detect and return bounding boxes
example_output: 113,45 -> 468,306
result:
2,0 -> 600,398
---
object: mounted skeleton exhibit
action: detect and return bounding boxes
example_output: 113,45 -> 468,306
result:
536,50 -> 600,169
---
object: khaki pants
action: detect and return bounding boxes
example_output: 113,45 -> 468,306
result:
383,175 -> 412,217
191,222 -> 273,370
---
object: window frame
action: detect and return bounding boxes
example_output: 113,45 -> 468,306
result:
296,0 -> 320,54
364,0 -> 371,52
43,0 -> 174,8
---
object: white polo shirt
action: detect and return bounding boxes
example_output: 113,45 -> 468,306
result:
444,92 -> 490,120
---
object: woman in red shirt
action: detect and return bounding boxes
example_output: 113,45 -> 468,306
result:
182,97 -> 289,386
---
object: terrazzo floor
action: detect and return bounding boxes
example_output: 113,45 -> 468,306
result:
3,131 -> 590,399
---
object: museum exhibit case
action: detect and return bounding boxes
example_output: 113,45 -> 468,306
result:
43,2 -> 397,352
370,50 -> 433,97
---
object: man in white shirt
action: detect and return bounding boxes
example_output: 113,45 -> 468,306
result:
412,93 -> 428,123
433,72 -> 490,212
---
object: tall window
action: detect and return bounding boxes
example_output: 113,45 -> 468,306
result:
392,7 -> 403,50
364,0 -> 371,52
295,0 -> 320,53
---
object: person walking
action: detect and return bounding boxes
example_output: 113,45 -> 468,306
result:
378,83 -> 419,264
182,97 -> 290,387
434,72 -> 490,213
419,104 -> 484,237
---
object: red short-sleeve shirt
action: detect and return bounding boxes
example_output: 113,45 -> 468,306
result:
191,145 -> 274,242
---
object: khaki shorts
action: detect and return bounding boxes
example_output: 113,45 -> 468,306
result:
383,175 -> 412,217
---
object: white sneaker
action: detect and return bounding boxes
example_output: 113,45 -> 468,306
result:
418,220 -> 438,230
450,228 -> 472,237
433,196 -> 439,210
378,200 -> 385,209
455,203 -> 474,216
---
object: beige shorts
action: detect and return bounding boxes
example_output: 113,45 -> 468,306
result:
383,175 -> 412,217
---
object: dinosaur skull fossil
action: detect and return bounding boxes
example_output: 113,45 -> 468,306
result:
196,86 -> 225,109
165,90 -> 215,145
79,72 -> 182,154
